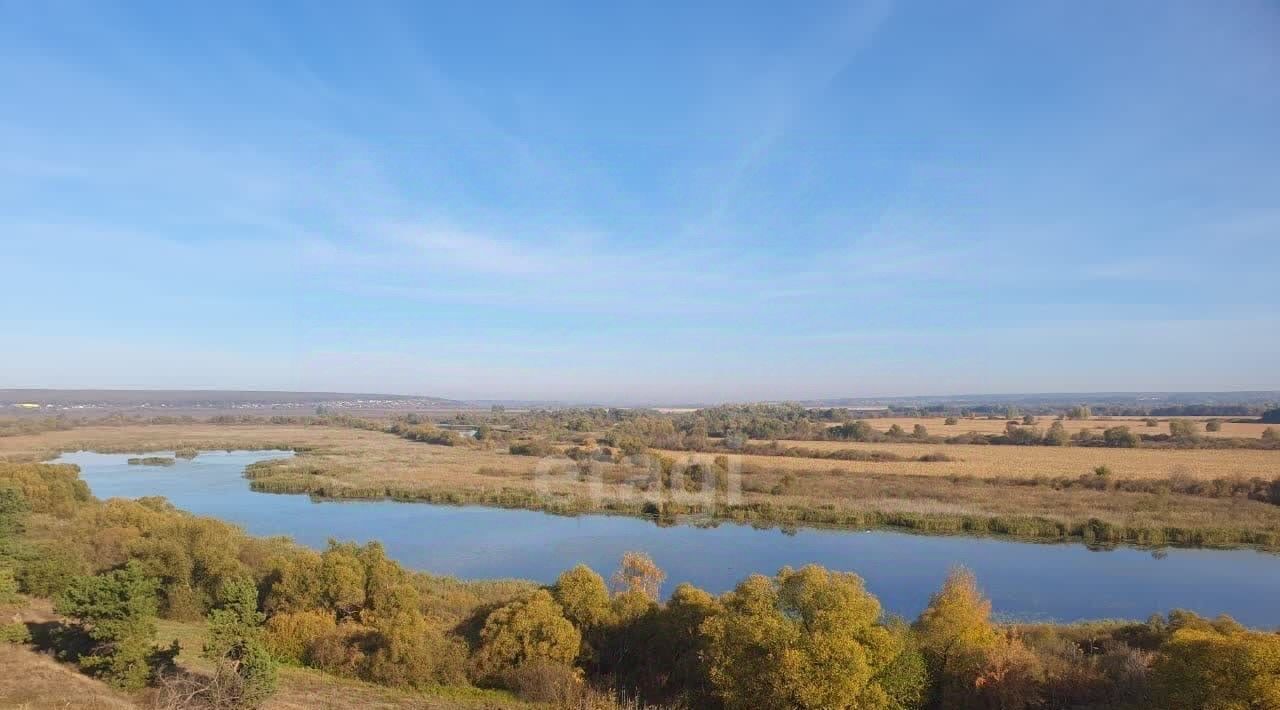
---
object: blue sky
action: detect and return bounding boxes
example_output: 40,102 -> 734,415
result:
2,1 -> 1278,403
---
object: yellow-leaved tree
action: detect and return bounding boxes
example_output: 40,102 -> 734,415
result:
1152,625 -> 1280,709
702,565 -> 920,710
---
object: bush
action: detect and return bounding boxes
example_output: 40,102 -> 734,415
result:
944,417 -> 959,425
509,440 -> 557,457
264,610 -> 337,664
1102,426 -> 1138,448
502,659 -> 583,704
0,621 -> 30,644
1169,420 -> 1199,440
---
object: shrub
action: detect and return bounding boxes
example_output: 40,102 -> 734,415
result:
1204,419 -> 1222,432
502,659 -> 583,704
0,621 -> 30,644
1044,421 -> 1070,446
1169,420 -> 1199,440
0,567 -> 20,604
361,616 -> 468,688
1102,426 -> 1138,448
264,609 -> 337,664
509,440 -> 557,457
944,417 -> 959,425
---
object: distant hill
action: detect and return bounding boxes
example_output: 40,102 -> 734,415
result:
0,389 -> 466,410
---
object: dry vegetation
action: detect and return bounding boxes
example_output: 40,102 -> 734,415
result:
0,595 -> 530,710
841,416 -> 1276,439
708,439 -> 1280,479
4,420 -> 1280,548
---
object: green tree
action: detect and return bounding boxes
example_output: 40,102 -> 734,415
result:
702,565 -> 904,709
874,619 -> 929,710
203,576 -> 278,708
56,561 -> 166,689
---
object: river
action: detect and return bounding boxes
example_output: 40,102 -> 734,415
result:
57,449 -> 1280,627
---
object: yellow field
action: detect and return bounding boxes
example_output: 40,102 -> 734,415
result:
832,416 -> 1275,439
722,439 -> 1280,480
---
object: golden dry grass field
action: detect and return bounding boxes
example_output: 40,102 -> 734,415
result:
713,439 -> 1280,480
828,416 -> 1274,439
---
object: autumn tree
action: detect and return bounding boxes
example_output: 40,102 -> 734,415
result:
913,568 -> 999,704
1168,419 -> 1200,441
471,589 -> 581,683
702,565 -> 912,709
552,564 -> 612,632
1151,626 -> 1280,708
1044,420 -> 1070,446
317,541 -> 366,617
610,552 -> 665,602
1067,405 -> 1091,420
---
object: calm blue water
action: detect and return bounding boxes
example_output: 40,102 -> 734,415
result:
57,450 -> 1280,627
